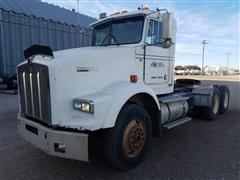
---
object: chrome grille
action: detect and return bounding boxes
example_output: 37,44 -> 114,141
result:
17,63 -> 51,124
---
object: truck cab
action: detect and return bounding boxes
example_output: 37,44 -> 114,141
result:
17,8 -> 229,170
91,9 -> 176,94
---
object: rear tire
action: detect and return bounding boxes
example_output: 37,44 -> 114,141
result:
218,85 -> 230,114
103,104 -> 152,170
203,87 -> 221,120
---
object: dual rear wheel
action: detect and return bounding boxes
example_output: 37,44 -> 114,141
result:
218,85 -> 230,114
198,85 -> 230,120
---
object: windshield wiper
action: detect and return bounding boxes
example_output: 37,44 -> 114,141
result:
110,34 -> 120,45
101,33 -> 110,46
101,33 -> 119,46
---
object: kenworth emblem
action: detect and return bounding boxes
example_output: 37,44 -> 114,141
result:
76,67 -> 97,72
151,61 -> 165,68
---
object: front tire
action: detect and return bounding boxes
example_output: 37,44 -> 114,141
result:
103,104 -> 152,170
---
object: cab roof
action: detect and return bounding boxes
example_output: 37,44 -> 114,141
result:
90,9 -> 152,27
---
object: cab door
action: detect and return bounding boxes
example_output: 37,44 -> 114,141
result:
144,19 -> 172,85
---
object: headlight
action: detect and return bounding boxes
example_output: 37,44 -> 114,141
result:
73,99 -> 94,113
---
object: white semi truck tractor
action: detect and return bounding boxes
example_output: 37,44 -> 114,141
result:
17,8 -> 230,170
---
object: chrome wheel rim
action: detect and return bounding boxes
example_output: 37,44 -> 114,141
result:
223,91 -> 229,108
212,94 -> 220,114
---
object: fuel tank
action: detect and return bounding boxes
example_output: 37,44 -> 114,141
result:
160,100 -> 189,124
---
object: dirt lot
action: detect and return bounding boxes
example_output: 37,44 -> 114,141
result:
0,80 -> 239,180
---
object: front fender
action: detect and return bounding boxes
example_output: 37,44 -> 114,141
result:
101,81 -> 160,129
63,81 -> 159,131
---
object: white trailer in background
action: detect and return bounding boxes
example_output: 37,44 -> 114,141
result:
17,8 -> 230,170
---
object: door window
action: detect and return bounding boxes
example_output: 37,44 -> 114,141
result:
146,19 -> 162,46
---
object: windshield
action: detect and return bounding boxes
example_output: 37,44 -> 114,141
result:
92,16 -> 144,46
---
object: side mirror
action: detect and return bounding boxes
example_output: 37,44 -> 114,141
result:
161,13 -> 173,48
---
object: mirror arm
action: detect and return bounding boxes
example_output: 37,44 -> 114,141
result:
147,9 -> 169,20
160,38 -> 173,48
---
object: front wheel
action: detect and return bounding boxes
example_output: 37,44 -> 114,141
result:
103,104 -> 152,170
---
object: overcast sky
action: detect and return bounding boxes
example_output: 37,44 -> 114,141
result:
42,0 -> 239,69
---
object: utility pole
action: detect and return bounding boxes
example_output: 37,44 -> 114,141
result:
77,0 -> 80,47
0,9 -> 6,75
77,0 -> 80,27
226,52 -> 230,71
201,40 -> 207,77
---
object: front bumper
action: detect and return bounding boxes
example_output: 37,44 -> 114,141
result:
17,114 -> 89,161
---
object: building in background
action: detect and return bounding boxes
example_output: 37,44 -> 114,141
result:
0,0 -> 96,75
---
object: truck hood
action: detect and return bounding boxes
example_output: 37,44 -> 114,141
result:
33,46 -> 138,125
53,46 -> 134,62
47,45 -> 137,94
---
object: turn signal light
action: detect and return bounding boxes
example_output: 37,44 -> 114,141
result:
130,75 -> 138,83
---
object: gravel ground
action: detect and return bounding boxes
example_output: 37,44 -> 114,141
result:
175,75 -> 240,82
0,80 -> 239,180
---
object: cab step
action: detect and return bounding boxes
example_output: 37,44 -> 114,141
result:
163,117 -> 192,129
